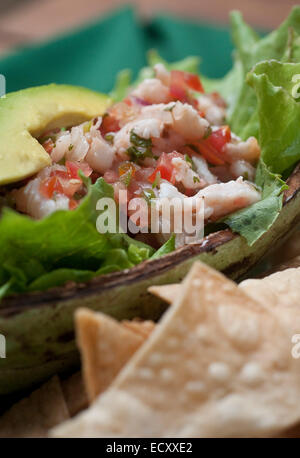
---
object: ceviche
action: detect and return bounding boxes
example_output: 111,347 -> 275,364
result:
11,65 -> 261,248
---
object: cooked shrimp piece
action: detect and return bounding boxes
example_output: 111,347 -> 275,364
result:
158,180 -> 185,199
85,136 -> 116,174
171,156 -> 206,189
154,63 -> 171,86
113,118 -> 164,155
109,102 -> 141,127
197,93 -> 226,125
140,103 -> 174,125
50,132 -> 71,163
131,78 -> 170,104
51,124 -> 90,163
13,173 -> 69,219
225,136 -> 260,163
157,177 -> 260,221
229,160 -> 256,181
196,177 -> 261,220
192,156 -> 218,185
171,102 -> 210,140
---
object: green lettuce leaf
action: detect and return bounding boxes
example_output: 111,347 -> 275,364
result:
247,60 -> 300,174
150,234 -> 176,260
225,58 -> 300,245
224,161 -> 287,245
0,178 -> 153,297
228,6 -> 300,137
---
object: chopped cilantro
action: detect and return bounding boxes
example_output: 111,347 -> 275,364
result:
127,130 -> 153,162
193,176 -> 200,183
68,144 -> 74,151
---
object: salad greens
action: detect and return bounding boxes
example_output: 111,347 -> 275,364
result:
0,178 -> 154,299
1,7 -> 300,298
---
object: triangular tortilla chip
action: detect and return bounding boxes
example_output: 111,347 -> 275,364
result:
122,319 -> 155,338
75,309 -> 148,403
52,262 -> 300,438
148,284 -> 180,304
0,376 -> 69,438
61,372 -> 88,417
240,267 -> 300,310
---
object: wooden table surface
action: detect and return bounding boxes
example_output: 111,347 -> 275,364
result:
0,0 -> 297,54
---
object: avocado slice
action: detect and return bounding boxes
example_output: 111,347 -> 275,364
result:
0,84 -> 111,185
0,164 -> 300,398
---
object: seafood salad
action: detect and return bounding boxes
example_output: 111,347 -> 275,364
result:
11,64 -> 261,247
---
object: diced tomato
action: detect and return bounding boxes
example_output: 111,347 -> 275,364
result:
195,142 -> 225,166
148,152 -> 183,184
170,71 -> 188,102
183,72 -> 204,92
100,113 -> 120,136
40,176 -> 64,199
207,126 -> 231,152
194,126 -> 231,166
66,161 -> 92,179
170,70 -> 204,103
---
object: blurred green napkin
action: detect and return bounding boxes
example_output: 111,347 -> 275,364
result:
0,6 -> 234,94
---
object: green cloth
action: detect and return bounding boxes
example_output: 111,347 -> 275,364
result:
0,7 -> 234,94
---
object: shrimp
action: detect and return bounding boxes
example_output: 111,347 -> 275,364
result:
225,136 -> 260,163
85,135 -> 116,174
157,177 -> 260,222
113,118 -> 164,156
192,156 -> 218,185
154,63 -> 171,86
171,156 -> 206,190
197,93 -> 226,125
51,125 -> 89,163
195,177 -> 261,221
131,78 -> 171,104
13,168 -> 69,219
170,102 -> 210,140
229,160 -> 256,182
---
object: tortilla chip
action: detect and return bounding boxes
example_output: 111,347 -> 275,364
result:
61,372 -> 88,416
75,308 -> 148,403
52,261 -> 300,438
122,319 -> 155,338
240,267 -> 300,310
148,284 -> 180,304
0,376 -> 69,438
